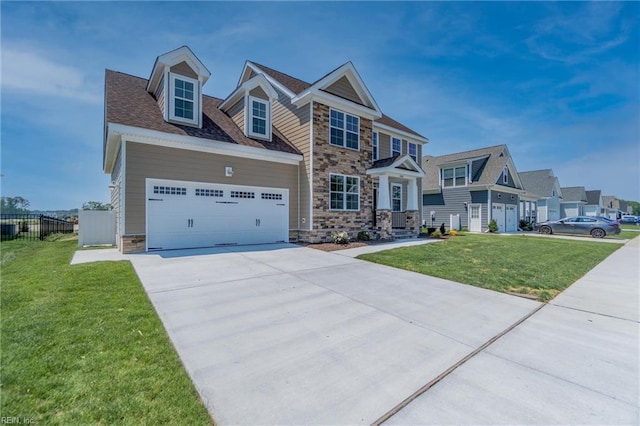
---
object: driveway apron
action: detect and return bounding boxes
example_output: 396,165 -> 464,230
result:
122,243 -> 539,425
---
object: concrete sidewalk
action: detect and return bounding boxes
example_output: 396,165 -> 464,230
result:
386,237 -> 640,424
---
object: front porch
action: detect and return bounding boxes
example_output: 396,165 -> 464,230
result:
367,155 -> 425,239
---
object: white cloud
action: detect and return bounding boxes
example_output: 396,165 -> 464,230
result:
2,46 -> 101,103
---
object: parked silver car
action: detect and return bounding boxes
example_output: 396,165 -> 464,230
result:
537,216 -> 621,238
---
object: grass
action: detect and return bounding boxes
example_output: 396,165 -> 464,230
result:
358,233 -> 621,302
1,236 -> 213,425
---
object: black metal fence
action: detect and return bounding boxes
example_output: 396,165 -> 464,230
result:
0,214 -> 75,241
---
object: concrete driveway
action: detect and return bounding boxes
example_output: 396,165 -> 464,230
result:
74,242 -> 540,424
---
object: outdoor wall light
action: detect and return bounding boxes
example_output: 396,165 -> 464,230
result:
463,202 -> 468,208
225,166 -> 233,177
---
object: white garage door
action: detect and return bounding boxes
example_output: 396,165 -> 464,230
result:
492,203 -> 505,233
146,179 -> 288,251
506,204 -> 517,232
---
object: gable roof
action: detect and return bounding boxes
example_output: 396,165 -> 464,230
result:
560,186 -> 587,203
368,154 -> 424,178
585,190 -> 601,205
245,61 -> 426,140
518,169 -> 560,198
421,144 -> 521,191
104,70 -> 300,171
147,46 -> 211,94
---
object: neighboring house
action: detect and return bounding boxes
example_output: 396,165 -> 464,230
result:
560,186 -> 587,218
584,190 -> 603,217
602,195 -> 622,219
422,145 -> 525,233
518,169 -> 563,223
103,46 -> 428,253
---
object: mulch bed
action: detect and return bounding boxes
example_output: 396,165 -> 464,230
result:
299,237 -> 436,252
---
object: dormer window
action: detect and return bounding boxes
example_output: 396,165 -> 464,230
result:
169,74 -> 199,126
248,96 -> 270,138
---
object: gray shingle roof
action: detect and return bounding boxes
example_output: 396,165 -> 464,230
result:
105,70 -> 301,155
518,169 -> 558,198
421,144 -> 514,190
585,190 -> 601,205
560,186 -> 587,203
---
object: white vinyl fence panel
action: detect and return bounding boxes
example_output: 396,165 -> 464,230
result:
78,210 -> 116,246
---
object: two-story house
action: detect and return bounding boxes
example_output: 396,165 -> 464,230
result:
518,169 -> 563,223
422,145 -> 525,233
103,46 -> 428,252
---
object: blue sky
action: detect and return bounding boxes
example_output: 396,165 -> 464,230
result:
2,1 -> 639,210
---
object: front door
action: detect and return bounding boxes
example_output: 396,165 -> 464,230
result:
469,204 -> 482,232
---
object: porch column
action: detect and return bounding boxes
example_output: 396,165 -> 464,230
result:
377,175 -> 391,210
406,178 -> 418,211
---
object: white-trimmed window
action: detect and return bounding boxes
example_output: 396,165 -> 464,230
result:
502,166 -> 509,184
330,108 -> 359,150
170,74 -> 199,125
442,166 -> 467,188
248,96 -> 270,139
392,184 -> 402,212
408,142 -> 417,162
373,131 -> 379,161
330,174 -> 360,211
392,137 -> 401,157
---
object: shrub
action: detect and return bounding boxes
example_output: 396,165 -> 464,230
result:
432,229 -> 442,238
332,231 -> 350,245
488,219 -> 498,233
461,227 -> 469,232
357,230 -> 371,241
449,229 -> 458,236
519,220 -> 533,231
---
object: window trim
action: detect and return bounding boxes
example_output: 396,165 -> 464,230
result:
329,173 -> 360,211
408,142 -> 417,162
392,183 -> 403,212
372,131 -> 379,161
329,108 -> 360,151
247,95 -> 271,140
391,137 -> 402,157
441,166 -> 467,188
169,73 -> 199,126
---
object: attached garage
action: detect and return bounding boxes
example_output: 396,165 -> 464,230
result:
506,204 -> 517,232
146,179 -> 288,251
492,203 -> 505,232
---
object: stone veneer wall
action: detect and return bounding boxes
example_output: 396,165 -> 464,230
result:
305,102 -> 375,243
121,234 -> 146,253
376,210 -> 393,239
405,210 -> 421,234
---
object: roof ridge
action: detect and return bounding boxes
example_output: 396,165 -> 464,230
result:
435,144 -> 507,159
248,61 -> 312,87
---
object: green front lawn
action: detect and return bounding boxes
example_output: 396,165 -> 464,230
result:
1,236 -> 213,424
358,234 -> 621,301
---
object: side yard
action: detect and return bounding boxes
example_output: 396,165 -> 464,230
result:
0,236 -> 213,424
358,234 -> 623,301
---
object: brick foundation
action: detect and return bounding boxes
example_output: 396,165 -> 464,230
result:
121,234 -> 146,253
